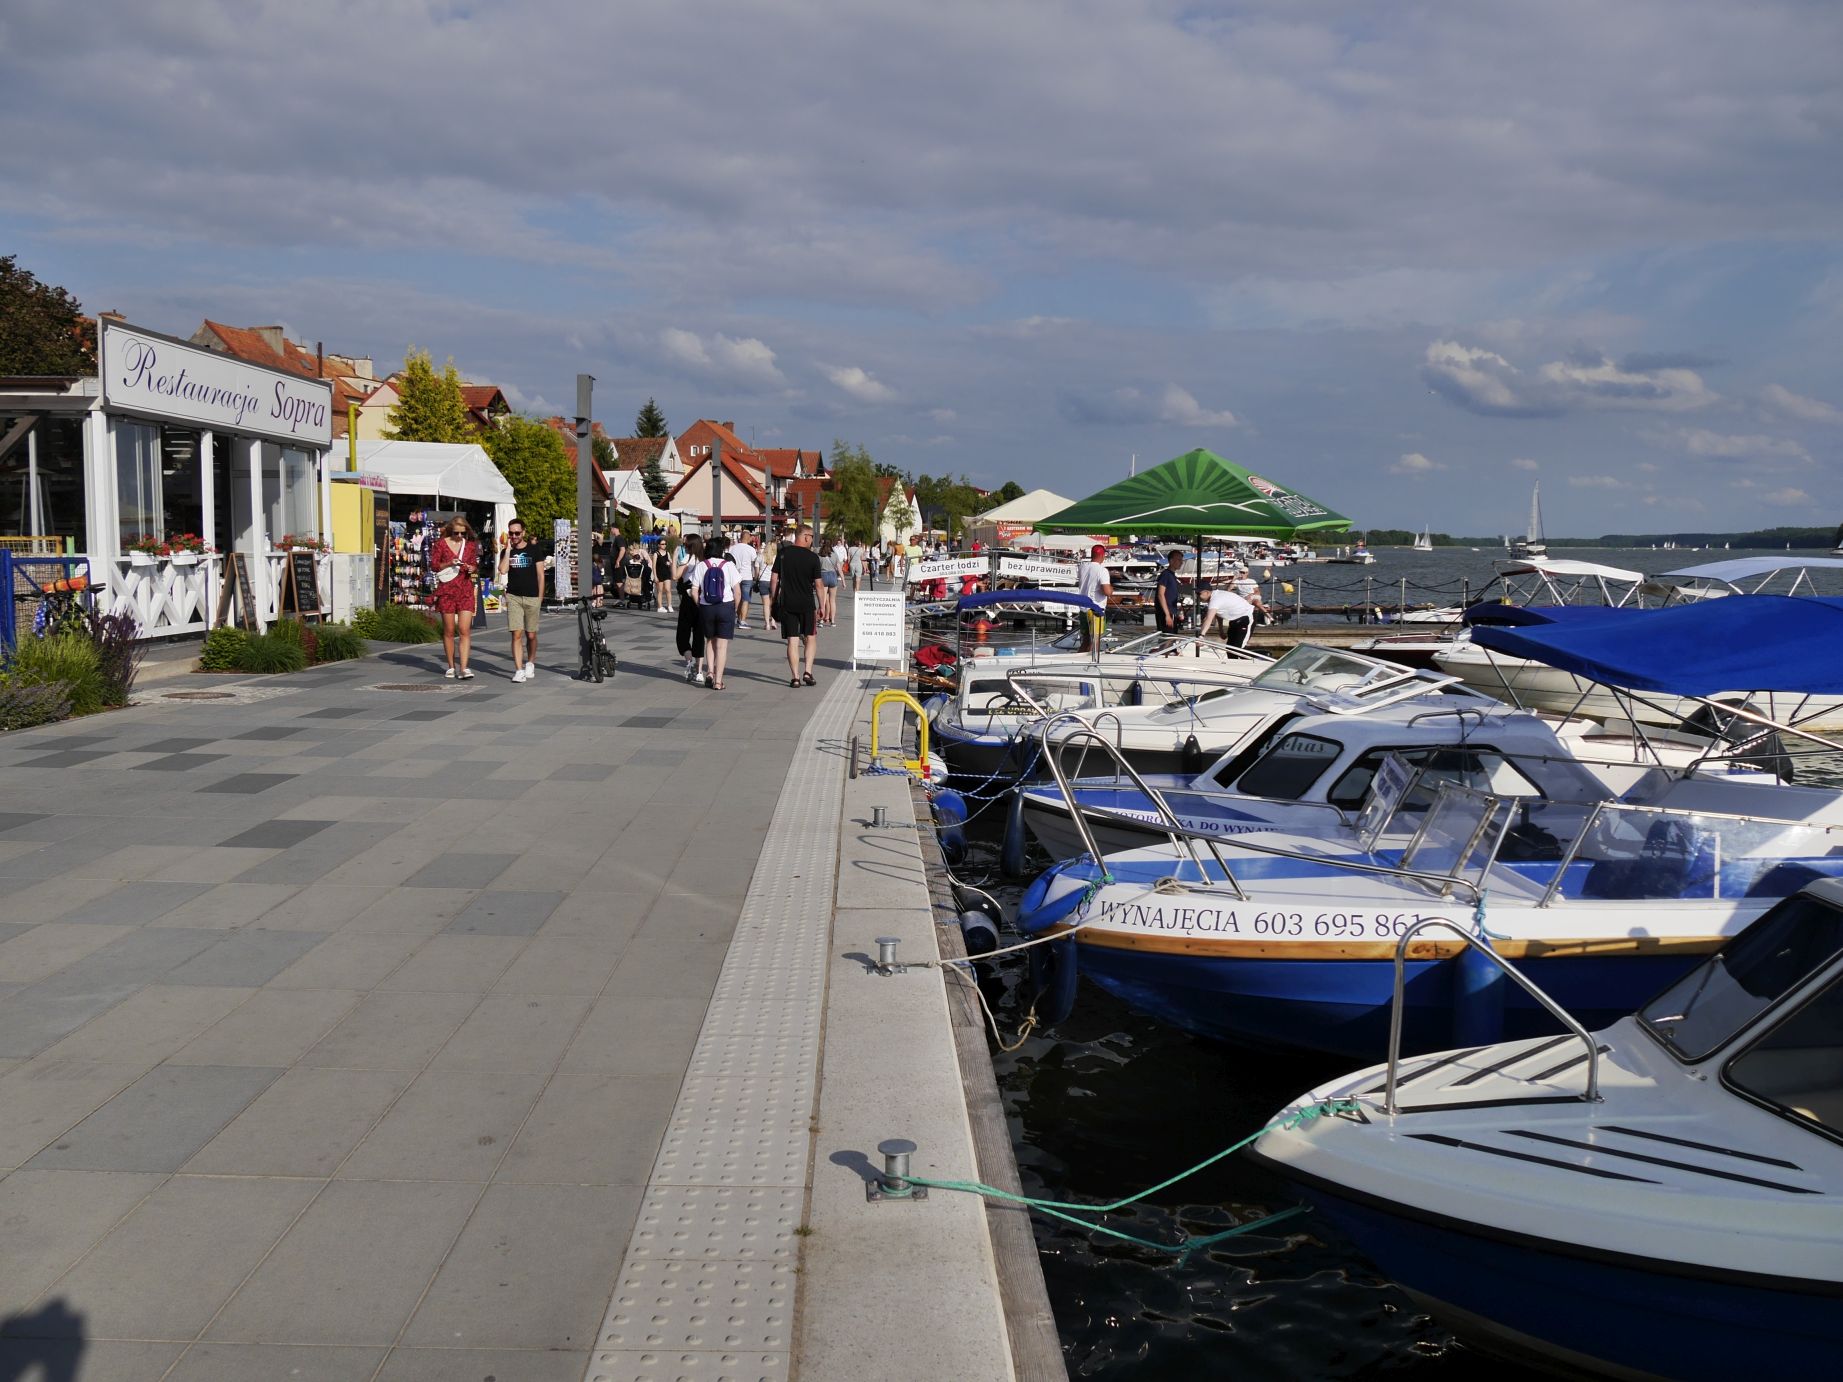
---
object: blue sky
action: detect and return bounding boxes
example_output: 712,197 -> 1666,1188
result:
2,0 -> 1838,535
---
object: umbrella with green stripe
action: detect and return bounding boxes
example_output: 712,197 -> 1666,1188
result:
1037,448 -> 1350,539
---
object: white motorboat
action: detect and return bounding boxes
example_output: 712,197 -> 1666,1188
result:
1249,881 -> 1843,1380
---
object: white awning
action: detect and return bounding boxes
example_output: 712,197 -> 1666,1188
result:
1658,556 -> 1843,584
338,440 -> 515,504
974,488 -> 1073,524
1495,557 -> 1644,583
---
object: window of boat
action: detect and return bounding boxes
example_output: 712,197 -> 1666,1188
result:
1328,745 -> 1539,811
1248,646 -> 1387,696
1724,969 -> 1843,1143
1209,713 -> 1301,786
1640,893 -> 1843,1063
1231,732 -> 1342,801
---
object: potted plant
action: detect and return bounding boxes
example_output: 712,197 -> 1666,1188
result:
125,534 -> 169,566
277,533 -> 331,553
166,532 -> 211,566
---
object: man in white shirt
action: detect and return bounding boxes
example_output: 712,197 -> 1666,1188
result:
1074,544 -> 1113,651
1198,578 -> 1264,647
729,533 -> 759,630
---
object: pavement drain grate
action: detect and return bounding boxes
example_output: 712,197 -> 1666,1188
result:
160,690 -> 235,700
370,683 -> 463,693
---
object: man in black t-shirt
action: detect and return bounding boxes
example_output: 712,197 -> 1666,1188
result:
1156,549 -> 1186,634
770,524 -> 824,687
497,520 -> 551,682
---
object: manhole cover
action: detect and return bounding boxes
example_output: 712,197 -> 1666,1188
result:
161,690 -> 236,701
371,683 -> 461,693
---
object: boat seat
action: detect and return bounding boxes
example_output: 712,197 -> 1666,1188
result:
1578,820 -> 1718,900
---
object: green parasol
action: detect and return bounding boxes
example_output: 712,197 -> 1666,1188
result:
1037,448 -> 1350,539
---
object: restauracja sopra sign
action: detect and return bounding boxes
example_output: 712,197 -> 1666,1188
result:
100,321 -> 333,449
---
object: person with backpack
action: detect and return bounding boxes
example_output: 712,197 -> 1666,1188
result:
693,533 -> 741,690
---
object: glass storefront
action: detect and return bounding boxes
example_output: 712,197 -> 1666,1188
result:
260,443 -> 319,545
114,420 -> 206,546
0,414 -> 89,551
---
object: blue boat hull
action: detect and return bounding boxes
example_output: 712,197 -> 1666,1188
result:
1072,944 -> 1698,1058
1277,1180 -> 1839,1381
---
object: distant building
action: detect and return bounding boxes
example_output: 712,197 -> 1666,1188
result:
189,320 -> 376,438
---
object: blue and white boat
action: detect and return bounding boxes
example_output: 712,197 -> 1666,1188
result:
1014,602 -> 1843,1053
1250,882 -> 1843,1380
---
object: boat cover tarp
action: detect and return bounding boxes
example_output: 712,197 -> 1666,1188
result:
1470,595 -> 1843,695
1037,449 -> 1350,539
1495,557 -> 1644,583
1461,604 -> 1633,629
1657,556 -> 1843,584
957,589 -> 1104,615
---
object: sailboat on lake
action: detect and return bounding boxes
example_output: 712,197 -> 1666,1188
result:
1412,524 -> 1433,552
1508,482 -> 1546,560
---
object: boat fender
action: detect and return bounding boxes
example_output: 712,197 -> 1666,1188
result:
923,753 -> 950,786
1000,789 -> 1029,878
953,885 -> 1005,925
958,909 -> 999,957
932,790 -> 969,826
1180,734 -> 1205,776
933,789 -> 969,864
921,693 -> 949,719
1015,860 -> 1095,935
1027,934 -> 1078,1025
1452,942 -> 1507,1047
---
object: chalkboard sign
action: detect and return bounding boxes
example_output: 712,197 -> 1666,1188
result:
213,553 -> 258,631
283,551 -> 323,622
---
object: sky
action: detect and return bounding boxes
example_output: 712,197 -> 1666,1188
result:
2,0 -> 1839,537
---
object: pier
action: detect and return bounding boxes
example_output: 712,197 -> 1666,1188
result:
0,605 -> 1055,1381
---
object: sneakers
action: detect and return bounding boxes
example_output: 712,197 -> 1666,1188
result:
686,661 -> 700,684
513,665 -> 532,683
443,666 -> 456,679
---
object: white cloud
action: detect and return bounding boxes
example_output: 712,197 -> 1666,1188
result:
822,364 -> 896,404
1510,457 -> 1540,471
1423,341 -> 1715,417
1762,383 -> 1842,424
658,328 -> 785,391
928,407 -> 958,425
1568,475 -> 1628,489
1157,385 -> 1237,428
1764,486 -> 1813,505
1059,382 -> 1237,428
1677,428 -> 1810,461
1390,452 -> 1441,476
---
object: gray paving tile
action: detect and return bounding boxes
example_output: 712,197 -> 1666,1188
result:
268,931 -> 425,990
393,708 -> 453,721
197,772 -> 297,794
299,989 -> 480,1069
431,994 -> 592,1075
621,714 -> 679,728
401,1183 -> 641,1349
375,1347 -> 589,1382
132,751 -> 229,771
162,929 -> 327,987
186,1066 -> 414,1176
0,1340 -> 184,1380
135,736 -> 214,753
166,1343 -> 388,1380
48,879 -> 216,925
491,936 -> 628,996
300,706 -> 368,719
339,1069 -> 545,1181
46,1174 -> 321,1339
158,881 -> 303,929
250,881 -> 388,930
220,818 -> 336,848
230,725 -> 308,740
403,851 -> 516,889
15,749 -> 116,768
0,1057 -> 147,1169
561,996 -> 710,1077
547,762 -> 616,781
0,1169 -> 167,1316
25,1063 -> 282,1171
497,1073 -> 678,1185
206,1179 -> 481,1346
377,935 -> 525,993
36,983 -> 252,1065
629,747 -> 689,765
0,811 -> 47,834
444,889 -> 564,936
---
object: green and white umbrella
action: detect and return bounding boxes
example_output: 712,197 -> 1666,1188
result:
1038,448 -> 1350,540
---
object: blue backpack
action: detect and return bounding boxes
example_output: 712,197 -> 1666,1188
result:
701,559 -> 728,604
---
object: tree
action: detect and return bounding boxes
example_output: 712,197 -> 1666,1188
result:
385,350 -> 475,443
827,441 -> 885,544
912,472 -> 985,541
0,255 -> 96,374
635,397 -> 668,438
482,415 -> 576,534
640,452 -> 670,506
882,484 -> 917,543
984,480 -> 1026,509
591,431 -> 615,471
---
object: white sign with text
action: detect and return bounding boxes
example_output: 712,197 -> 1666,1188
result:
101,321 -> 334,449
905,556 -> 989,584
995,555 -> 1079,585
853,591 -> 907,666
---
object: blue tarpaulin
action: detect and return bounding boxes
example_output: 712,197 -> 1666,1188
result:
1469,595 -> 1843,696
1461,604 -> 1632,629
957,589 -> 1105,615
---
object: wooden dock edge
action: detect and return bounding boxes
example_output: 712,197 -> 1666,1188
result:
911,776 -> 1070,1382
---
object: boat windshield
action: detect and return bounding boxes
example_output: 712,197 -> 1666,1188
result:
1248,646 -> 1392,697
1726,970 -> 1843,1141
1639,893 -> 1843,1063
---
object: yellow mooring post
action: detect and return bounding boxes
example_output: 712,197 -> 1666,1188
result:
869,689 -> 929,776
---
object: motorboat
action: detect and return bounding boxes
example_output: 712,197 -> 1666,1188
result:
1016,752 -> 1843,1057
1016,693 -> 1778,864
1327,542 -> 1376,565
1249,882 -> 1843,1380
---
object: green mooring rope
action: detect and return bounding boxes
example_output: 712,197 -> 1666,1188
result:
906,1097 -> 1361,1264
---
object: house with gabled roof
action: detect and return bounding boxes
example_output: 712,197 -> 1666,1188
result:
189,320 -> 377,438
664,449 -> 772,526
605,434 -> 683,480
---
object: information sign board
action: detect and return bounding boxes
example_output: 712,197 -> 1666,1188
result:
853,591 -> 907,669
905,556 -> 989,584
995,555 -> 1079,585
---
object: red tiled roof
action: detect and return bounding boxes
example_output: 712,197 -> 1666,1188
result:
197,321 -> 371,435
664,452 -> 768,510
608,436 -> 667,470
460,385 -> 507,412
753,447 -> 821,480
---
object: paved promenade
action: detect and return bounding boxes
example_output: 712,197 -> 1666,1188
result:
0,603 -> 850,1381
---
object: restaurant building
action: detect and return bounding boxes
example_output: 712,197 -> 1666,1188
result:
0,319 -> 334,636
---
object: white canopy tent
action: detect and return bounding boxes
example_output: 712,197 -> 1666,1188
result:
340,439 -> 518,535
964,488 -> 1074,546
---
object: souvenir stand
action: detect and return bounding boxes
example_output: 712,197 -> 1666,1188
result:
338,440 -> 516,611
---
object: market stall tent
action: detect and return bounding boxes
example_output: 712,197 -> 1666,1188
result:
339,439 -> 517,533
963,488 -> 1074,546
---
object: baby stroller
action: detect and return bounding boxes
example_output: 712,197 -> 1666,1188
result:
617,553 -> 651,610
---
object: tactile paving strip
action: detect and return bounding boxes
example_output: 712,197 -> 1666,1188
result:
585,673 -> 858,1382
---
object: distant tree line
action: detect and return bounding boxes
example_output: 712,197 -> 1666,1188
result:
1360,526 -> 1837,549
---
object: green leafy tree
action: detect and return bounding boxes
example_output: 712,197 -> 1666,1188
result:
882,484 -> 917,543
482,415 -> 576,533
913,472 -> 984,541
640,452 -> 670,506
592,431 -> 615,471
827,441 -> 884,544
385,350 -> 475,442
983,480 -> 1026,509
0,255 -> 96,374
635,397 -> 668,438
619,506 -> 645,542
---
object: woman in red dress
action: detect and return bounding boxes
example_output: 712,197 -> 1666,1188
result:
430,516 -> 480,679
